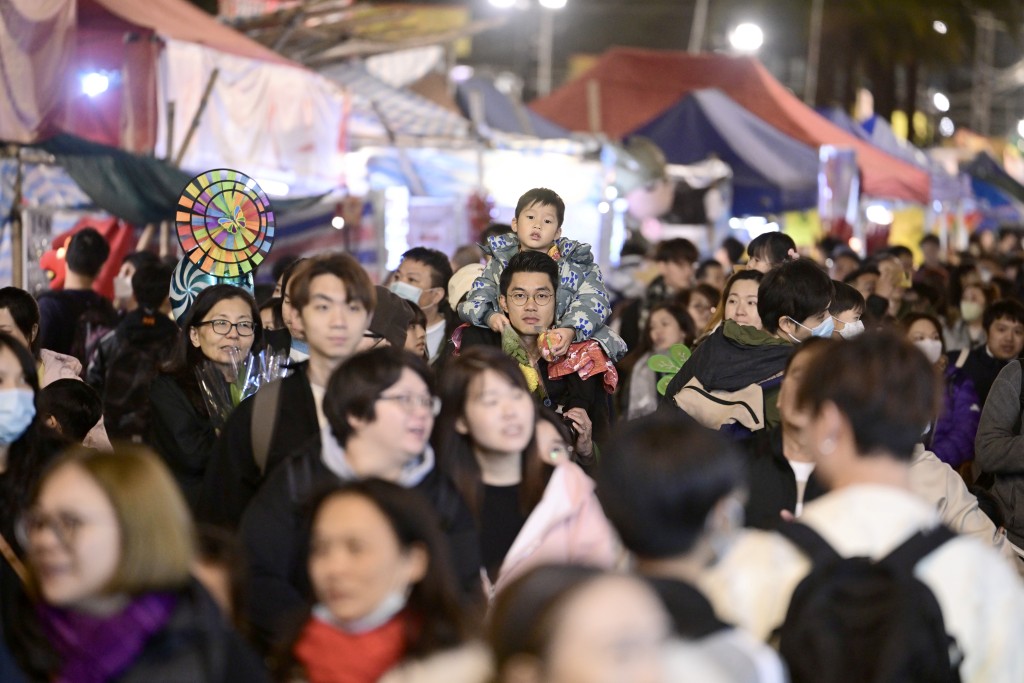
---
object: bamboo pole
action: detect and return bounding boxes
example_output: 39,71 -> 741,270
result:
173,68 -> 220,167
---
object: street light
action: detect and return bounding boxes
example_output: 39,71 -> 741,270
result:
933,20 -> 948,34
729,23 -> 764,53
933,92 -> 950,112
539,0 -> 566,8
81,72 -> 110,97
488,0 -> 515,8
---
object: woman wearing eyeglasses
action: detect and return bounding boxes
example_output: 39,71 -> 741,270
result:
238,347 -> 479,649
6,445 -> 268,682
150,285 -> 262,509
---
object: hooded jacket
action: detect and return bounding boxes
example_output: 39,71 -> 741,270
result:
457,234 -> 628,361
662,320 -> 793,431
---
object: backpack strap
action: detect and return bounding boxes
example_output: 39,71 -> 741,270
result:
878,525 -> 956,574
954,348 -> 969,369
250,378 -> 284,476
776,522 -> 843,567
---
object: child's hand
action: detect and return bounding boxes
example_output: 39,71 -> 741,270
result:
539,327 -> 575,360
488,313 -> 510,333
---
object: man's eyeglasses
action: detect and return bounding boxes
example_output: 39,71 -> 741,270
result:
195,319 -> 256,336
378,394 -> 442,416
508,291 -> 554,307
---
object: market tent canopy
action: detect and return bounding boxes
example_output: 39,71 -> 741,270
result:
963,153 -> 1024,206
321,62 -> 470,142
632,89 -> 819,214
455,77 -> 569,138
530,48 -> 929,203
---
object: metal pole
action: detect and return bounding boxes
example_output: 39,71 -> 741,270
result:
688,0 -> 709,53
804,0 -> 824,105
537,8 -> 554,97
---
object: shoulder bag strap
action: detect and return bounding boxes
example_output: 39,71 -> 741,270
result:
250,378 -> 284,476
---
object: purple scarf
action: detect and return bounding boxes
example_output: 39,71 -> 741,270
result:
36,592 -> 178,683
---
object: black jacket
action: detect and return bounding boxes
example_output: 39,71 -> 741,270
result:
741,427 -> 827,530
240,439 -> 481,650
85,307 -> 178,395
149,374 -> 219,510
7,580 -> 268,683
197,363 -> 320,529
647,576 -> 729,639
950,345 -> 1011,406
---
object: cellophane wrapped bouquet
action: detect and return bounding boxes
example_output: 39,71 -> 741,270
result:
195,346 -> 291,428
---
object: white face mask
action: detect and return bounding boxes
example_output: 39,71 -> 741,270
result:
837,318 -> 865,339
313,588 -> 409,634
389,280 -> 423,305
914,338 -> 944,365
960,300 -> 984,323
113,275 -> 132,300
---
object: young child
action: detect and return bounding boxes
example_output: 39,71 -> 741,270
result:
458,188 -> 627,360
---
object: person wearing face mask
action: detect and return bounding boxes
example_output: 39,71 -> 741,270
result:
238,348 -> 480,650
947,299 -> 1024,406
663,259 -> 835,436
596,414 -> 788,683
829,281 -> 866,339
111,251 -> 160,314
389,247 -> 461,365
277,480 -> 489,683
943,282 -> 995,353
903,314 -> 981,471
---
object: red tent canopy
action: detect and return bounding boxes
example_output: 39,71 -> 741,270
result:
530,48 -> 929,203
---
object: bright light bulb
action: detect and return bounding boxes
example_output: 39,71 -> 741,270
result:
81,72 -> 109,98
331,216 -> 345,230
539,0 -> 567,8
932,92 -> 949,112
729,23 -> 764,52
488,0 -> 515,7
939,117 -> 955,137
1017,119 -> 1024,138
933,20 -> 947,34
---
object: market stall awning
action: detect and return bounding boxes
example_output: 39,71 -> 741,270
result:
321,62 -> 470,141
530,48 -> 930,203
632,89 -> 819,214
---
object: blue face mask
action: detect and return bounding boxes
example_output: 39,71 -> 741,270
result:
788,315 -> 835,341
389,280 -> 423,305
0,389 -> 35,446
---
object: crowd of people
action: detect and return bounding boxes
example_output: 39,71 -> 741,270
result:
0,186 -> 1022,682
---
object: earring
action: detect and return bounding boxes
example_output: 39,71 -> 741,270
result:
818,436 -> 836,455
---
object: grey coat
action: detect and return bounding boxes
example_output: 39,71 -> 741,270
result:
975,360 -> 1024,546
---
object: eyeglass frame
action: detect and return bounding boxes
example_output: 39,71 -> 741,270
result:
16,509 -> 113,550
194,319 -> 257,337
506,291 -> 555,307
377,393 -> 442,416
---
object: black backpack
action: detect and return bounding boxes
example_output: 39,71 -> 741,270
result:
775,522 -> 962,683
102,334 -> 174,442
69,299 -> 118,374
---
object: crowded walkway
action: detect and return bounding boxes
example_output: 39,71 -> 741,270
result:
0,188 -> 1023,683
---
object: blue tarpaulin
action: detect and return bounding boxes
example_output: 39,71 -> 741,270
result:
455,77 -> 569,139
631,89 -> 819,214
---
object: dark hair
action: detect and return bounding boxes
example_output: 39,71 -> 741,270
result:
514,188 -> 565,228
747,232 -> 796,267
488,564 -> 607,674
37,379 -> 101,443
160,284 -> 262,416
695,269 -> 764,344
842,265 -> 880,285
278,257 -> 307,296
696,259 -> 723,281
920,234 -> 941,248
900,312 -> 945,355
131,261 -> 173,311
407,302 -> 427,330
796,332 -> 940,460
0,287 -> 41,356
887,245 -> 913,262
259,296 -> 285,331
616,301 -> 695,384
719,236 -> 746,266
323,347 -> 434,445
195,524 -> 249,632
499,251 -> 559,296
433,347 -> 549,519
830,280 -> 865,315
652,238 -> 698,265
597,413 -> 744,557
272,255 -> 301,285
65,227 -> 110,278
0,332 -> 64,547
758,259 -> 834,334
306,480 -> 468,657
482,223 -> 513,246
121,250 -> 159,273
401,247 -> 458,328
984,299 -> 1024,331
289,252 -> 375,314
620,232 -> 651,258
